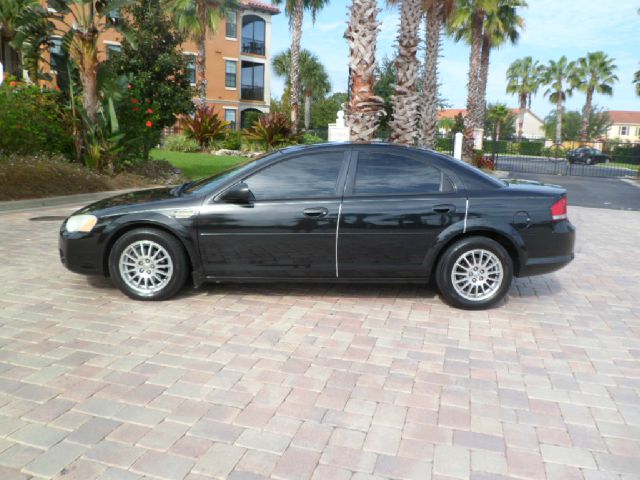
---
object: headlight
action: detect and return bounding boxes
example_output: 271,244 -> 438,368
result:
65,214 -> 98,233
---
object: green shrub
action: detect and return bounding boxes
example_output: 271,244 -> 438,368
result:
519,141 -> 544,156
611,145 -> 640,165
221,130 -> 243,150
162,134 -> 200,153
0,80 -> 73,156
301,132 -> 323,144
435,136 -> 453,153
179,106 -> 229,150
542,146 -> 566,158
243,112 -> 300,150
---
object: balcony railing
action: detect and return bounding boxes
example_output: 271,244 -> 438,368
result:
241,86 -> 264,101
242,39 -> 265,56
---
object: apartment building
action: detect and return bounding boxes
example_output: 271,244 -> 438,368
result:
0,0 -> 280,129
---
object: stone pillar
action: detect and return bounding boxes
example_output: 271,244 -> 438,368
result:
453,132 -> 463,160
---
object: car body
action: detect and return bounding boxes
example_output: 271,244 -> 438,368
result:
566,146 -> 611,165
60,143 -> 575,309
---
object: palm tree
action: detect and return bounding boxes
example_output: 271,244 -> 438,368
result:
274,0 -> 329,134
167,0 -> 236,105
541,56 -> 577,147
506,56 -> 542,138
574,51 -> 618,142
273,48 -> 330,130
387,0 -> 422,145
344,0 -> 385,142
421,0 -> 455,148
448,0 -> 496,161
0,0 -> 40,78
635,69 -> 640,96
486,102 -> 509,140
476,0 -> 525,125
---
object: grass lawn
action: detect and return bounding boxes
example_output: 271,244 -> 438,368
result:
151,149 -> 247,180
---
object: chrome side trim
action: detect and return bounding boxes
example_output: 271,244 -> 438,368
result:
463,198 -> 469,233
335,203 -> 343,278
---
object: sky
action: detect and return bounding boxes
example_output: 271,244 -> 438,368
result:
269,0 -> 640,119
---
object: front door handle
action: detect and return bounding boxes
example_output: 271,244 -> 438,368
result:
432,204 -> 456,214
303,207 -> 329,217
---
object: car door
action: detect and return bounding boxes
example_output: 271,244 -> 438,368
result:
337,148 -> 466,278
197,149 -> 349,278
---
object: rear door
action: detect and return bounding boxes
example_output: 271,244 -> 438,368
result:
337,148 -> 467,278
197,149 -> 349,278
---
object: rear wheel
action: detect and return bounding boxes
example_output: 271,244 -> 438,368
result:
108,228 -> 189,300
436,236 -> 513,309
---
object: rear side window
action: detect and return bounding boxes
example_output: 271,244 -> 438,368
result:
354,153 -> 453,195
244,152 -> 344,200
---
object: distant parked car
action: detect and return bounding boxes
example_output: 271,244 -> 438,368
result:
566,146 -> 611,165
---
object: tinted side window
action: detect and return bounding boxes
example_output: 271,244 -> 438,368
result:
245,153 -> 344,200
354,153 -> 452,195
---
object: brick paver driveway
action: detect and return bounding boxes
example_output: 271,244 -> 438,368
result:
0,204 -> 639,480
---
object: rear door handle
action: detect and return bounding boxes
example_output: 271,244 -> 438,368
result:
303,207 -> 329,217
432,204 -> 456,214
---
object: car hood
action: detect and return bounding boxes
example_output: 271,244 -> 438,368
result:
73,187 -> 194,217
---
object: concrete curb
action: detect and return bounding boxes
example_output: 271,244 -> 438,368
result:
0,188 -> 145,214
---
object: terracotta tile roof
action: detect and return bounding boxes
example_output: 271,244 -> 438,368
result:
607,111 -> 640,124
437,108 -> 467,119
240,0 -> 280,14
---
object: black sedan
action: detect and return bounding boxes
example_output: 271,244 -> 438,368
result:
566,146 -> 611,165
60,143 -> 575,309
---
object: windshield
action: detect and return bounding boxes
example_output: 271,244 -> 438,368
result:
182,151 -> 280,195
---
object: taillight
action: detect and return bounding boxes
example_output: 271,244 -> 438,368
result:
551,196 -> 567,221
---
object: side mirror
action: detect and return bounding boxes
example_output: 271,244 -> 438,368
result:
222,182 -> 254,204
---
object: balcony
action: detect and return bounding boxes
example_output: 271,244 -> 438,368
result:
242,39 -> 265,56
241,86 -> 264,101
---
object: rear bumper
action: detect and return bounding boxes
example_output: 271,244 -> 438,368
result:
519,220 -> 576,277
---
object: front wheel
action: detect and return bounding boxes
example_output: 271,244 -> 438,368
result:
435,236 -> 513,309
108,228 -> 189,301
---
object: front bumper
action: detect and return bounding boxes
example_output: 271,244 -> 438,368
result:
59,227 -> 105,275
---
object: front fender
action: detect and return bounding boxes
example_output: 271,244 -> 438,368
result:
423,219 -> 527,278
97,211 -> 202,279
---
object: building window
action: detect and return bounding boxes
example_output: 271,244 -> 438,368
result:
105,44 -> 121,59
50,37 -> 65,73
226,12 -> 237,39
636,127 -> 640,137
225,60 -> 237,88
241,61 -> 264,101
47,0 -> 63,11
620,126 -> 629,136
185,54 -> 196,85
224,109 -> 237,129
242,15 -> 265,55
107,9 -> 120,26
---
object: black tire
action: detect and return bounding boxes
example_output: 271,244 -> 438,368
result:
435,236 -> 513,310
108,228 -> 189,301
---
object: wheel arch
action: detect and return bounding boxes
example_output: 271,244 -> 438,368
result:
101,220 -> 198,279
427,227 -> 524,282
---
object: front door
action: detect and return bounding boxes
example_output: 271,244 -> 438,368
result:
338,149 -> 467,278
197,150 -> 348,278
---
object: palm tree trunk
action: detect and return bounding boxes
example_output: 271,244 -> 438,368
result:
196,39 -> 207,107
463,8 -> 484,161
388,0 -> 422,145
304,93 -> 311,130
580,88 -> 593,143
420,5 -> 441,149
477,35 -> 491,128
555,96 -> 563,147
496,120 -> 501,141
344,0 -> 385,142
289,0 -> 304,134
517,93 -> 526,139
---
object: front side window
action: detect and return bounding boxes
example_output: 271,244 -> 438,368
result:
354,153 -> 453,196
244,153 -> 344,200
185,54 -> 196,85
226,11 -> 237,39
224,109 -> 237,129
225,60 -> 237,88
